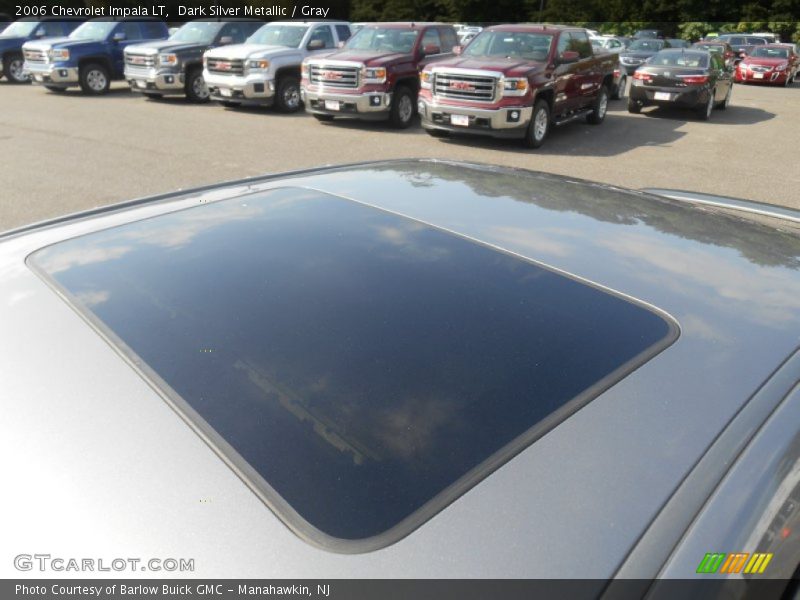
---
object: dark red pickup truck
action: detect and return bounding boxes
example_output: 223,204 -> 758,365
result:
418,25 -> 619,148
301,22 -> 458,128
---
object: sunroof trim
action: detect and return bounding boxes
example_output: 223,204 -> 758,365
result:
26,185 -> 680,554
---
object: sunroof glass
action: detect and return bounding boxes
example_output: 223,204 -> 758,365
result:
30,187 -> 677,551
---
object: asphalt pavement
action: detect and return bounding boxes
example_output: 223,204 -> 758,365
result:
1,79 -> 798,232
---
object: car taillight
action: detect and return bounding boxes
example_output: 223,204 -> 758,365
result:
632,71 -> 652,81
679,75 -> 709,84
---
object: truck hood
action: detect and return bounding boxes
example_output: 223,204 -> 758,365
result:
23,37 -> 102,52
430,56 -> 544,77
0,35 -> 26,48
205,43 -> 299,61
311,50 -> 410,67
126,40 -> 208,55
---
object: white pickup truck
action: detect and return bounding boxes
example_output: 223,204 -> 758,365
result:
203,21 -> 352,111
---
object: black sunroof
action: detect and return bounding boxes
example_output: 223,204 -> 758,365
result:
30,187 -> 677,550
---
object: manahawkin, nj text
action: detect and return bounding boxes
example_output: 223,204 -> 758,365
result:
16,5 -> 333,19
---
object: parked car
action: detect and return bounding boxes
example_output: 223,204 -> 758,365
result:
619,38 -> 671,74
717,34 -> 768,62
124,19 -> 262,102
302,22 -> 458,128
3,160 -> 800,585
590,35 -> 626,54
691,40 -> 737,68
628,49 -> 733,119
735,44 -> 798,86
203,21 -> 352,112
0,17 -> 82,83
417,25 -> 618,148
22,18 -> 169,94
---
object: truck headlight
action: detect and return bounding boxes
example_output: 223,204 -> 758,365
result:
158,53 -> 178,67
420,71 -> 432,89
49,49 -> 69,62
501,78 -> 528,96
301,62 -> 309,78
247,59 -> 270,71
362,67 -> 386,83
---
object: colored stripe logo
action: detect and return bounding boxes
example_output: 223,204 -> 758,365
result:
696,552 -> 773,574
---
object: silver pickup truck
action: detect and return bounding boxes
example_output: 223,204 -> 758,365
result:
203,21 -> 351,112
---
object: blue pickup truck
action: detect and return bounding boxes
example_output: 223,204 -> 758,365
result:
0,17 -> 82,83
22,18 -> 169,94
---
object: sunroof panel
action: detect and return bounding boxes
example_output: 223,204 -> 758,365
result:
30,187 -> 677,549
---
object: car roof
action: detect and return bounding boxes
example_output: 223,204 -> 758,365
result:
2,160 -> 799,577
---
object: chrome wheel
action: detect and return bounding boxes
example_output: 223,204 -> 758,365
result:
86,69 -> 107,92
283,83 -> 300,110
8,58 -> 27,83
597,92 -> 608,119
616,75 -> 627,99
397,94 -> 413,124
533,107 -> 548,141
192,74 -> 209,100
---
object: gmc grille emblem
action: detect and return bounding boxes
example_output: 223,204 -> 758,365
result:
450,81 -> 475,91
320,70 -> 342,80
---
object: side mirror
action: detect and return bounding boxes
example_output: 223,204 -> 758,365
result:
307,39 -> 325,51
34,29 -> 46,38
453,45 -> 462,55
557,50 -> 579,64
112,32 -> 126,42
219,36 -> 234,46
423,44 -> 441,56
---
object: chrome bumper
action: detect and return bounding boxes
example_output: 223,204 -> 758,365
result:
204,70 -> 275,103
301,87 -> 392,115
24,62 -> 79,85
418,98 -> 533,135
125,67 -> 184,92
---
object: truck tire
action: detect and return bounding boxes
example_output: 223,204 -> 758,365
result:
79,63 -> 110,95
275,76 -> 302,112
185,67 -> 209,103
313,114 -> 334,122
586,84 -> 609,124
523,99 -> 550,149
3,52 -> 28,83
627,98 -> 642,114
389,86 -> 415,129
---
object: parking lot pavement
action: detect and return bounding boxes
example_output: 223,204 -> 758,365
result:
1,80 -> 798,232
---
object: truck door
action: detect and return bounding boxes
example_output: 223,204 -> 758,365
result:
306,25 -> 336,55
568,30 -> 602,108
110,22 -> 144,77
552,33 -> 578,115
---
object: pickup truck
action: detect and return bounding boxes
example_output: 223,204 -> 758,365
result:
0,17 -> 82,83
203,21 -> 352,112
22,18 -> 169,94
124,19 -> 262,102
418,25 -> 619,148
301,22 -> 459,128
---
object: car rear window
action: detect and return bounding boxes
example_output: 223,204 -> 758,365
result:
29,187 -> 677,549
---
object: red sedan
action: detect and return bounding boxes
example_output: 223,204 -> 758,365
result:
735,44 -> 798,86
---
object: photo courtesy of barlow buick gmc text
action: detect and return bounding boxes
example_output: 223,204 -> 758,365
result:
0,1 -> 799,599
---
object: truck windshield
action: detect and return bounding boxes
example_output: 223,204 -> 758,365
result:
1,20 -> 39,37
246,24 -> 308,48
345,27 -> 420,54
169,21 -> 221,44
463,31 -> 554,61
69,21 -> 116,40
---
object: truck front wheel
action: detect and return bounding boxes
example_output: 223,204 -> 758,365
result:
79,63 -> 110,95
586,84 -> 609,124
275,76 -> 302,112
185,67 -> 209,103
3,52 -> 28,83
523,99 -> 550,149
389,86 -> 415,129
